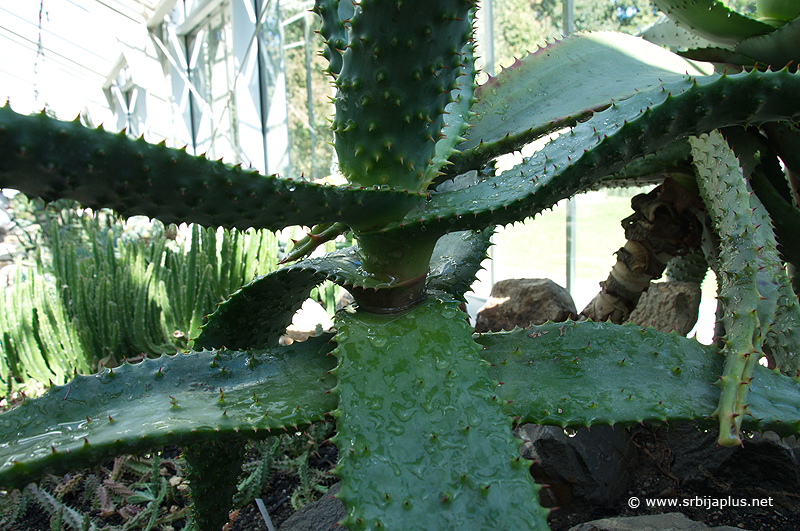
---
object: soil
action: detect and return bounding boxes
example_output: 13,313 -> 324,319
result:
0,441 -> 339,531
3,424 -> 800,530
546,424 -> 800,531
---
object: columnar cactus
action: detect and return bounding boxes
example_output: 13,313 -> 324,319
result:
1,1 -> 800,530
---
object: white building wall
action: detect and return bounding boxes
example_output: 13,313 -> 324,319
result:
0,0 -> 151,125
1,0 -> 328,179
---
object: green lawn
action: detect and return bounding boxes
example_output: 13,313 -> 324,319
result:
494,189 -> 639,280
492,188 -> 718,300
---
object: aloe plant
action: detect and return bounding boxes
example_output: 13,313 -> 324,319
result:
646,0 -> 799,69
1,0 -> 800,528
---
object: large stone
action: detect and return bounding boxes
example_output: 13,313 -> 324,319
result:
627,281 -> 701,336
474,278 -> 577,333
280,299 -> 333,345
278,482 -> 345,531
568,512 -> 748,531
0,263 -> 18,287
517,424 -> 637,508
335,289 -> 355,311
0,242 -> 15,262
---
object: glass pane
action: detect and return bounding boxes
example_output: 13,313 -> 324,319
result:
187,5 -> 237,161
280,6 -> 336,181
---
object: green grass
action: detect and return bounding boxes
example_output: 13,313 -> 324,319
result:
494,189 -> 640,280
492,187 -> 718,300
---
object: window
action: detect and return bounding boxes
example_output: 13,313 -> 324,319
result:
106,62 -> 146,138
156,0 -> 334,179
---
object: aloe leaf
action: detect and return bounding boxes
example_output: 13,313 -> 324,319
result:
389,69 -> 800,237
678,47 -> 764,67
313,0 -> 349,77
197,230 -> 493,350
0,105 -> 424,233
184,440 -> 247,531
450,32 -> 713,174
721,126 -> 800,266
426,229 -> 493,301
282,222 -> 349,264
425,39 -> 479,186
479,321 -> 800,436
705,130 -> 800,380
757,0 -> 800,21
749,169 -> 800,267
721,127 -> 793,203
332,296 -> 549,530
480,322 -> 719,427
598,138 -> 692,188
692,131 -> 787,445
332,0 -> 473,190
0,335 -> 337,489
652,0 -> 775,48
735,16 -> 800,68
194,247 -> 368,350
640,16 -> 718,50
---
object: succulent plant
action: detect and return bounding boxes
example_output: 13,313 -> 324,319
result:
645,0 -> 799,70
1,0 -> 800,529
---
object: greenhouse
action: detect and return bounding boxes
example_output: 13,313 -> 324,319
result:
1,0 -> 799,529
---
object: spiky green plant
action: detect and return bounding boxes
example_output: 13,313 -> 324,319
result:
0,205 -> 279,393
646,0 -> 799,68
1,0 -> 800,529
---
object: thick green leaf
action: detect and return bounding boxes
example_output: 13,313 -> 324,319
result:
425,39 -> 479,187
332,0 -> 473,190
722,126 -> 800,266
598,138 -> 692,188
694,131 -> 800,442
652,0 -> 775,48
450,32 -> 713,173
194,247 -> 392,350
332,296 -> 549,530
197,230 -> 494,349
313,0 -> 348,77
0,105 -> 424,233
481,322 -> 719,426
184,440 -> 247,531
756,0 -> 800,21
735,16 -> 800,68
0,336 -> 337,489
749,169 -> 800,267
479,321 -> 800,436
640,16 -> 717,49
426,229 -> 493,301
388,69 -> 800,237
693,131 -> 783,444
678,47 -> 764,67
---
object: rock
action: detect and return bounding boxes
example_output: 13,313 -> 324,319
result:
0,242 -> 16,262
0,263 -> 18,287
627,281 -> 701,336
517,424 -> 637,508
335,289 -> 355,311
280,299 -> 334,345
474,278 -> 577,333
568,512 -> 748,531
278,482 -> 345,531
